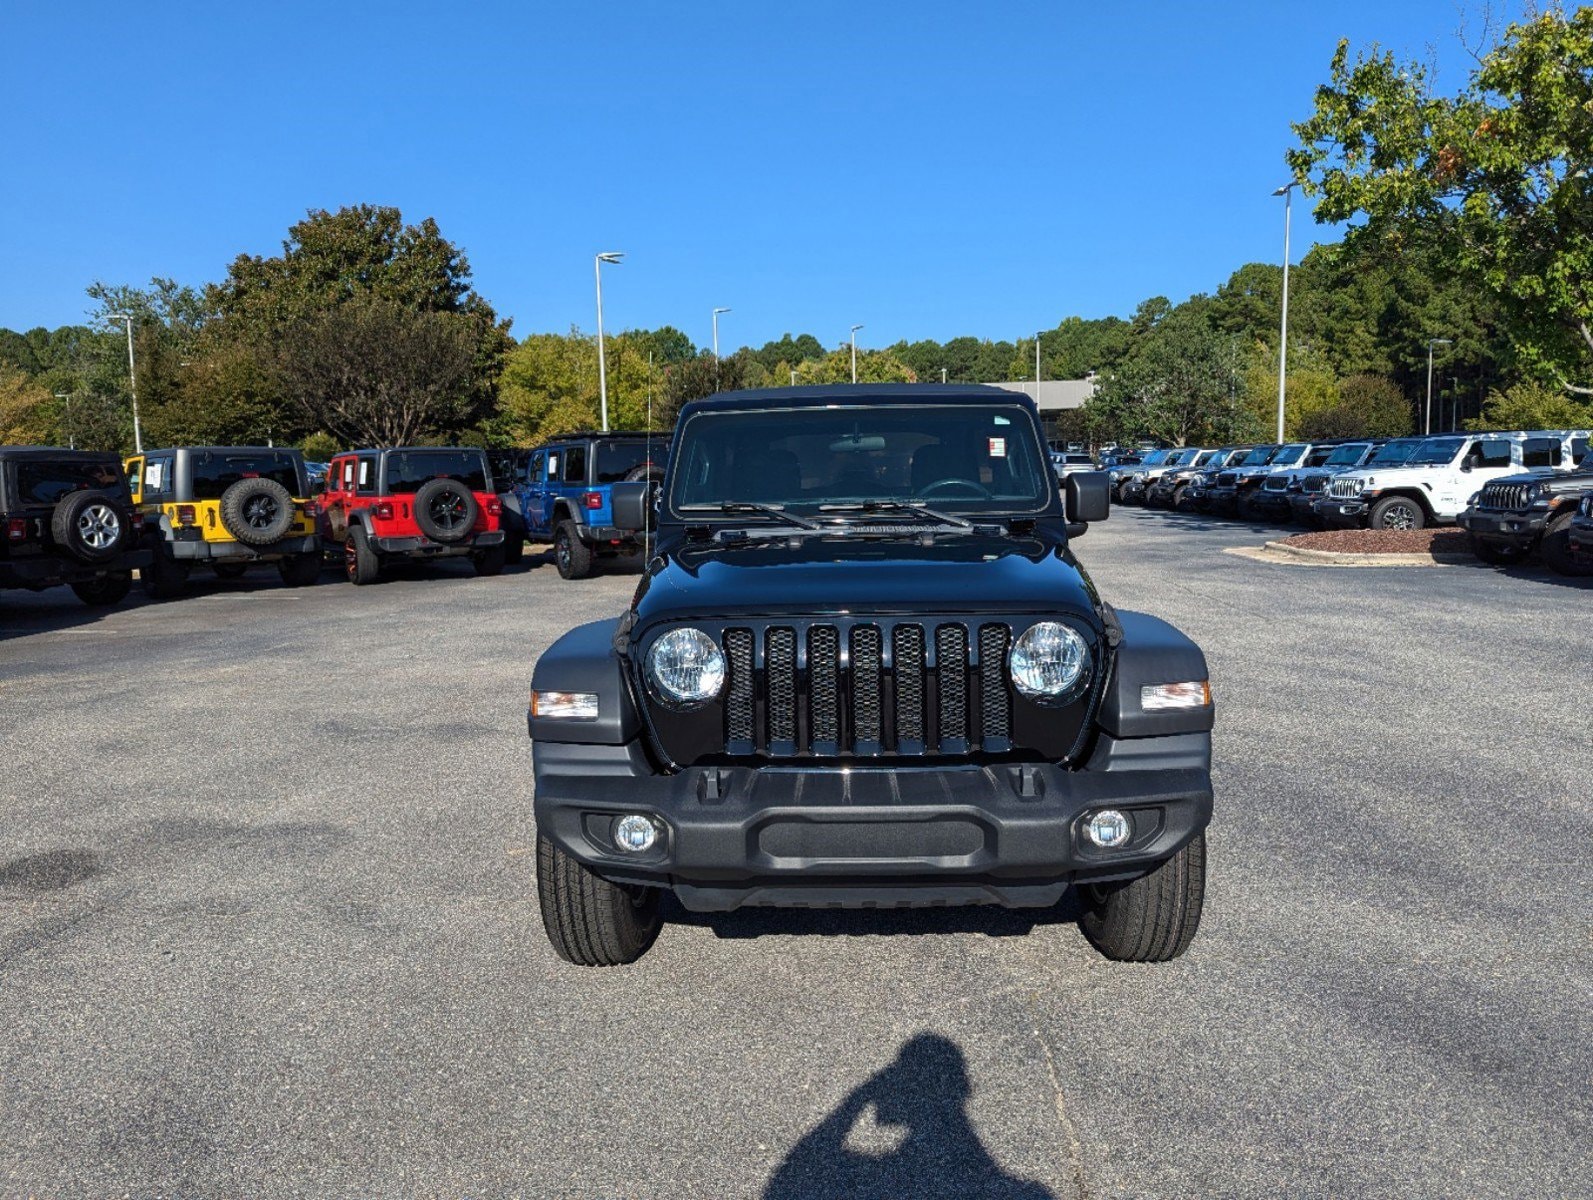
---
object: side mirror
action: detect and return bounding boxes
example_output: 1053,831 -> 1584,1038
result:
611,481 -> 651,531
1459,459 -> 1473,473
1065,471 -> 1111,527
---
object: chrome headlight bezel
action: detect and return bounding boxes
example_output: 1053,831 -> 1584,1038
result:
644,627 -> 726,709
1008,621 -> 1091,701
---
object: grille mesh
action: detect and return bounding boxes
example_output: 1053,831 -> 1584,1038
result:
1479,482 -> 1529,511
936,624 -> 968,742
724,629 -> 754,741
978,624 -> 1010,740
809,626 -> 839,743
767,628 -> 796,742
851,626 -> 883,744
893,625 -> 925,742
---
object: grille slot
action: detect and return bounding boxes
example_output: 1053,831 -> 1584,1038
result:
936,624 -> 969,746
1263,475 -> 1288,491
893,625 -> 925,743
1327,477 -> 1361,499
978,624 -> 1011,743
850,625 -> 883,746
1216,471 -> 1237,487
767,628 -> 797,745
809,626 -> 839,745
724,629 -> 754,742
1301,474 -> 1328,493
1479,482 -> 1529,511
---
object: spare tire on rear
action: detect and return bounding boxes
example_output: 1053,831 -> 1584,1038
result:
414,478 -> 478,543
220,477 -> 295,545
51,490 -> 127,564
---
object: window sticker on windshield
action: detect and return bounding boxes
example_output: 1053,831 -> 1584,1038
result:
988,437 -> 1006,458
145,462 -> 163,489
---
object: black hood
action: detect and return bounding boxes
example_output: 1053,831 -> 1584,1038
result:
632,531 -> 1103,627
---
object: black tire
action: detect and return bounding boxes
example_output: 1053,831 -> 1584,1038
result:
1369,495 -> 1425,531
213,561 -> 250,579
623,464 -> 665,484
503,536 -> 525,565
277,553 -> 322,587
536,832 -> 661,966
219,477 -> 295,545
70,572 -> 132,607
1235,493 -> 1260,521
1468,535 -> 1527,567
413,478 -> 478,544
345,525 -> 380,585
1079,832 -> 1206,963
1170,485 -> 1189,510
1541,511 -> 1591,576
554,520 -> 593,580
51,490 -> 127,564
473,544 -> 507,576
139,538 -> 189,600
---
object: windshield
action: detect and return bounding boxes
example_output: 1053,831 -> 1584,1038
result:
190,451 -> 302,500
1408,437 -> 1464,467
1137,449 -> 1169,467
1271,444 -> 1307,467
1240,446 -> 1276,466
384,449 -> 490,494
595,440 -> 666,483
1368,440 -> 1419,465
1325,443 -> 1371,466
670,403 -> 1051,517
1163,449 -> 1199,468
12,458 -> 123,505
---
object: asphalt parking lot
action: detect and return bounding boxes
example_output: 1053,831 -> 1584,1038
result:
2,513 -> 1589,1199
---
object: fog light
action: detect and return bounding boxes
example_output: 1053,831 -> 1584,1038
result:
1084,809 -> 1131,849
613,814 -> 658,853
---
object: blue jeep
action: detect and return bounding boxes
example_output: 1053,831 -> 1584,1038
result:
506,432 -> 667,579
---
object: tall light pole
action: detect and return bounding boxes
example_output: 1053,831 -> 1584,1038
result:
712,307 -> 731,359
849,324 -> 864,384
53,392 -> 73,449
941,367 -> 947,383
107,311 -> 141,452
594,252 -> 623,432
1272,181 -> 1301,444
1035,333 -> 1042,385
1425,338 -> 1452,436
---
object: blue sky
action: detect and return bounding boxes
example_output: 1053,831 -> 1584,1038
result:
2,0 -> 1519,350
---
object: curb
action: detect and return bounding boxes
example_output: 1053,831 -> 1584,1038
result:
1223,541 -> 1472,568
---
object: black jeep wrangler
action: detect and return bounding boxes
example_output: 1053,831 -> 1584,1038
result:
0,447 -> 150,607
529,385 -> 1214,966
1457,438 -> 1591,575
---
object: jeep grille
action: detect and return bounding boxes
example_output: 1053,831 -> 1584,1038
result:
1216,472 -> 1237,487
1263,475 -> 1288,492
1300,474 -> 1328,493
1327,477 -> 1362,500
719,618 -> 1013,757
1478,481 -> 1530,511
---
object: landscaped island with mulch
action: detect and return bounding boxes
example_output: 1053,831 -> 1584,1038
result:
1275,529 -> 1472,556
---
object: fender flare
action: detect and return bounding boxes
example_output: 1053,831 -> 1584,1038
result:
530,618 -> 642,745
1096,611 -> 1214,739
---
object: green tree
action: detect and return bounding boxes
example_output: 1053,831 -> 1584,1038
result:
1293,373 -> 1415,439
499,328 -> 664,444
792,347 -> 916,385
1465,380 -> 1593,432
0,366 -> 54,445
1291,10 -> 1593,392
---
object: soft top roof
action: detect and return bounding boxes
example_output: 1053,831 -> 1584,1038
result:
341,445 -> 487,457
0,446 -> 124,461
678,382 -> 1040,419
140,445 -> 304,459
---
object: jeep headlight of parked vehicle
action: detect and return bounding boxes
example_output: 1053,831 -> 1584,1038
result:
645,627 -> 727,707
1008,620 -> 1090,699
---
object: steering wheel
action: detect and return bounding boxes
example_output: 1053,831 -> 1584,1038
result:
918,478 -> 992,499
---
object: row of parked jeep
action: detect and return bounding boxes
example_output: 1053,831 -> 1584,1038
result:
1109,429 -> 1593,575
0,431 -> 666,609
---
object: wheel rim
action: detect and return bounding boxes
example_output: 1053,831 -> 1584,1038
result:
345,539 -> 357,579
557,531 -> 570,570
430,493 -> 468,532
77,503 -> 120,550
243,495 -> 279,528
1381,503 -> 1417,531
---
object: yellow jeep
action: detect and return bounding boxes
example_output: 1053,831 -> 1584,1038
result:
124,446 -> 322,597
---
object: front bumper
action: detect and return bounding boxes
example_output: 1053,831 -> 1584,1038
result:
1314,496 -> 1368,526
1249,490 -> 1292,517
1119,482 -> 1148,504
168,533 -> 319,562
1456,508 -> 1547,546
532,736 -> 1213,910
1,548 -> 151,590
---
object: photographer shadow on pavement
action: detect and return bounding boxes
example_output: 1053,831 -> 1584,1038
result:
763,1033 -> 1057,1200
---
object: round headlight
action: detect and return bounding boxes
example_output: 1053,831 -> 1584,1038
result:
1008,621 -> 1090,699
645,627 -> 726,707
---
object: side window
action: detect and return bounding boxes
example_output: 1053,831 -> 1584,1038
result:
1570,437 -> 1588,467
563,445 -> 587,484
125,457 -> 144,504
145,455 -> 173,502
1473,440 -> 1512,469
357,457 -> 377,494
338,458 -> 356,492
545,450 -> 561,481
1521,438 -> 1560,469
529,452 -> 545,483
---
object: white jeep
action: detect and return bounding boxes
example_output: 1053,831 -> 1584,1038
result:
1317,431 -> 1587,530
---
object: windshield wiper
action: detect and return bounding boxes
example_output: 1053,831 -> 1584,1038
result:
681,501 -> 820,530
817,500 -> 974,529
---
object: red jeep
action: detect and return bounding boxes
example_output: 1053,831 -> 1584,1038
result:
320,446 -> 506,584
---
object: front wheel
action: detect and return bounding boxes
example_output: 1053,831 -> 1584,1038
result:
473,544 -> 507,577
1369,495 -> 1425,531
1468,535 -> 1527,567
345,526 -> 380,585
278,553 -> 322,587
1541,512 -> 1591,576
140,540 -> 189,600
536,832 -> 661,966
554,520 -> 593,580
1079,832 -> 1206,962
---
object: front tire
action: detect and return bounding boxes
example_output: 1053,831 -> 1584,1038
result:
554,520 -> 593,580
1468,536 -> 1527,567
1541,512 -> 1591,576
70,572 -> 132,607
473,544 -> 507,576
1079,832 -> 1206,962
536,832 -> 661,966
1369,495 -> 1425,531
277,553 -> 322,587
140,539 -> 189,600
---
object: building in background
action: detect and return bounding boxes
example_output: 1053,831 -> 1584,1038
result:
980,377 -> 1097,446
